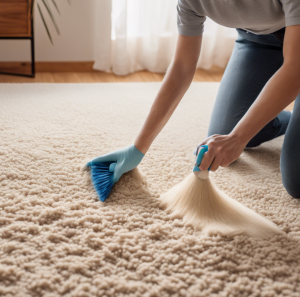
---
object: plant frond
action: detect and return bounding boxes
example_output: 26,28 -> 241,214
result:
42,0 -> 60,35
50,0 -> 60,15
37,3 -> 53,45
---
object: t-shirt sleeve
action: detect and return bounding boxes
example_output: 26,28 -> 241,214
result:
281,0 -> 300,27
177,0 -> 206,36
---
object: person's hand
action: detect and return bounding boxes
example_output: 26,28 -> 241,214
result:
194,133 -> 248,172
85,144 -> 145,184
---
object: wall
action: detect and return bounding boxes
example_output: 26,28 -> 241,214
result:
0,0 -> 96,61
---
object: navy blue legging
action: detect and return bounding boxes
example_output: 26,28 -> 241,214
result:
207,28 -> 300,198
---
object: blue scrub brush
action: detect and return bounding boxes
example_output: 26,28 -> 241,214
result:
89,162 -> 116,201
84,144 -> 145,202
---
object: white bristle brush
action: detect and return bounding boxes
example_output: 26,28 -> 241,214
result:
160,145 -> 283,238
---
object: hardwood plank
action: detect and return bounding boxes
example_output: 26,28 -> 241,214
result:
89,71 -> 115,83
0,65 -> 231,84
0,62 -> 224,80
0,66 -> 294,111
34,72 -> 55,83
0,66 -> 222,83
51,72 -> 81,83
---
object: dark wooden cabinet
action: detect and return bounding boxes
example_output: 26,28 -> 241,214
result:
0,0 -> 35,77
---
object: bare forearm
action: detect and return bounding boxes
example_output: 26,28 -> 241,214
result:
134,62 -> 196,154
198,26 -> 300,173
231,64 -> 300,144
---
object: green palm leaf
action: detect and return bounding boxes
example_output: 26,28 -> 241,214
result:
50,0 -> 60,15
37,0 -> 71,44
37,2 -> 53,45
42,0 -> 60,35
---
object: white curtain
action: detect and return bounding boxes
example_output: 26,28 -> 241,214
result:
93,0 -> 238,75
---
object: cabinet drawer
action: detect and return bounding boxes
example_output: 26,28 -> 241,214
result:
0,0 -> 31,37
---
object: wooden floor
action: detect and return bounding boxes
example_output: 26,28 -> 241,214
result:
0,62 -> 293,110
0,65 -> 223,83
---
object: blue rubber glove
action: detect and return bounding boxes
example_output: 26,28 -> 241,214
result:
86,144 -> 145,184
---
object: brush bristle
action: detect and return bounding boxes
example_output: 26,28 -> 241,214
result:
160,173 -> 283,239
90,162 -> 114,202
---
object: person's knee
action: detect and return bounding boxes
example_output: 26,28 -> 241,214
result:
282,174 -> 300,198
207,125 -> 233,138
284,185 -> 300,199
245,138 -> 262,148
281,142 -> 300,198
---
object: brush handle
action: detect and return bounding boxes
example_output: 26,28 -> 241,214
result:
193,144 -> 210,172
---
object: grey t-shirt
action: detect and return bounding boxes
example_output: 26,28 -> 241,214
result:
177,0 -> 300,35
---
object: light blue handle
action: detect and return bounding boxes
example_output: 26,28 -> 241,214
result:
193,144 -> 210,172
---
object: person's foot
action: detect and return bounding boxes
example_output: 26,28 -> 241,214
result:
245,110 -> 292,148
277,109 -> 292,126
271,110 -> 292,138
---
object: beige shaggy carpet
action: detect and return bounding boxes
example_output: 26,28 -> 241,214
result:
0,83 -> 300,297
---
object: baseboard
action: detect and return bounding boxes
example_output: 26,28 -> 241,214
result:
0,61 -> 96,73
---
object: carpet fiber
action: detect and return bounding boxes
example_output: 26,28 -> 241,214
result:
0,83 -> 299,297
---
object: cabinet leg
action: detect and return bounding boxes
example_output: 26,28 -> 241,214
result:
30,35 -> 35,78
